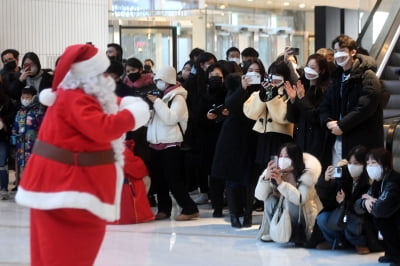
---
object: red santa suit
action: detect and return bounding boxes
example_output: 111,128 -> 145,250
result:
15,44 -> 150,266
110,140 -> 155,224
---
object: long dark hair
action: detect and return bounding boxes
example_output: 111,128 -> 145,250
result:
280,142 -> 305,179
22,52 -> 42,73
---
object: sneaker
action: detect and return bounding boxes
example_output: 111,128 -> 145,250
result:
355,245 -> 370,255
175,212 -> 199,221
155,212 -> 170,220
316,241 -> 331,250
260,234 -> 272,242
193,193 -> 208,204
1,189 -> 9,200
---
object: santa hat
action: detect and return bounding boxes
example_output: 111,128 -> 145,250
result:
40,43 -> 110,106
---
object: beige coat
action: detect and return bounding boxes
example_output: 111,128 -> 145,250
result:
255,153 -> 323,240
243,88 -> 293,136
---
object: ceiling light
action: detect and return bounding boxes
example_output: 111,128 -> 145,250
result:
248,0 -> 253,2
267,1 -> 272,4
283,2 -> 290,6
220,4 -> 225,9
299,3 -> 305,8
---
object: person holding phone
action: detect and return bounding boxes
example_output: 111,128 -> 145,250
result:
315,145 -> 382,254
11,52 -> 53,98
255,142 -> 322,243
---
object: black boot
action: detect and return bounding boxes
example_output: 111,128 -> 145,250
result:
230,215 -> 242,228
242,213 -> 252,227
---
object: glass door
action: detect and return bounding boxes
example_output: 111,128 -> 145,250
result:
120,26 -> 177,70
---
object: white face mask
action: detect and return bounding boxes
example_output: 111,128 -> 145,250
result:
366,165 -> 383,181
334,51 -> 350,67
304,66 -> 319,80
21,99 -> 32,107
278,157 -> 292,169
271,75 -> 284,87
228,57 -> 240,65
347,164 -> 364,179
156,80 -> 167,91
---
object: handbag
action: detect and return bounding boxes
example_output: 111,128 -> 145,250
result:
270,196 -> 292,243
326,203 -> 347,231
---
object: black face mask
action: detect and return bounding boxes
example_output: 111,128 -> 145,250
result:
208,76 -> 223,89
128,72 -> 141,82
4,61 -> 17,71
108,56 -> 116,61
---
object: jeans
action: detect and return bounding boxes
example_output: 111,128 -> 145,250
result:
0,141 -> 9,190
317,211 -> 345,248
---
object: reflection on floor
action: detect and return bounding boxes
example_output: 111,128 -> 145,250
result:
0,193 -> 384,266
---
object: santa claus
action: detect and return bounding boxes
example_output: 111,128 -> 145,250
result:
15,43 -> 150,266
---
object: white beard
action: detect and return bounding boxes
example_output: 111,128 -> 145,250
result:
59,72 -> 125,168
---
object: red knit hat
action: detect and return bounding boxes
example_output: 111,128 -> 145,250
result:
39,43 -> 110,106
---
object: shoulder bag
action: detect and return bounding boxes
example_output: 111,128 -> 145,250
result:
270,196 -> 292,243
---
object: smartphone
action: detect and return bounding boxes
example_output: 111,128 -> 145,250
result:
332,167 -> 342,178
270,155 -> 278,168
289,47 -> 300,55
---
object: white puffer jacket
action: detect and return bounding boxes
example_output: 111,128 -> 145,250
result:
255,153 -> 323,240
146,85 -> 188,144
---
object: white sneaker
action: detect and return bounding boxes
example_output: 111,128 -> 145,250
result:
1,189 -> 9,200
260,234 -> 272,242
193,193 -> 208,204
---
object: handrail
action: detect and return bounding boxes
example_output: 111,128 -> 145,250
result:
356,0 -> 382,46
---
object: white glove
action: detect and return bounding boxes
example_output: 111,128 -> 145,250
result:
120,96 -> 150,130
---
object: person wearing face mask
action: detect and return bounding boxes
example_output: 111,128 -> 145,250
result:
10,86 -> 45,193
320,34 -> 384,168
244,59 -> 294,174
285,54 -> 331,169
146,65 -> 199,222
1,49 -> 22,101
123,57 -> 154,91
255,142 -> 322,244
315,145 -> 383,254
226,47 -> 241,66
355,148 -> 400,265
11,52 -> 53,101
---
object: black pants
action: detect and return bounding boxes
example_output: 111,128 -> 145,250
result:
209,177 -> 225,210
374,211 -> 400,262
149,146 -> 198,215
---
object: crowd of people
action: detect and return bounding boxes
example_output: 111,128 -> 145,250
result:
0,34 -> 399,266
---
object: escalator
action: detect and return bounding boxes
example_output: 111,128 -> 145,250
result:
357,0 -> 400,170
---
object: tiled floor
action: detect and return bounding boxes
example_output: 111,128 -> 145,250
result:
0,191 -> 385,266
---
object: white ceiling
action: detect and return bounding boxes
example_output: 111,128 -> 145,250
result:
204,0 -> 376,11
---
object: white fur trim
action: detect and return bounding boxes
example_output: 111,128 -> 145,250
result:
71,49 -> 110,81
39,88 -> 57,106
120,96 -> 150,130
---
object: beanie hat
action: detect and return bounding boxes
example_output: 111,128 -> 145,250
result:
39,43 -> 110,106
154,66 -> 176,85
105,60 -> 124,77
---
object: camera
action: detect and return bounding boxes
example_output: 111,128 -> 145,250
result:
332,167 -> 342,178
245,72 -> 261,84
288,47 -> 300,55
209,104 -> 225,123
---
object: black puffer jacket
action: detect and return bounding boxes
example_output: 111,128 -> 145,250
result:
355,170 -> 400,218
320,54 -> 384,159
